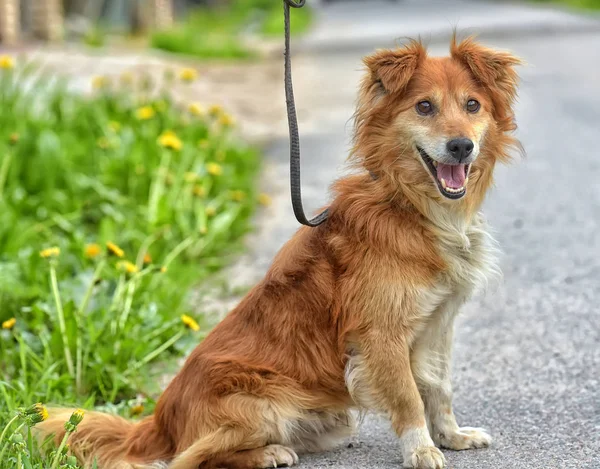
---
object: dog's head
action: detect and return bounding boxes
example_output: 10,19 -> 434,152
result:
353,37 -> 522,208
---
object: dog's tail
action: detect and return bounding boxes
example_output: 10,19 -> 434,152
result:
36,408 -> 174,468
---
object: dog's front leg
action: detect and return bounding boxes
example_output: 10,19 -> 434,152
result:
357,330 -> 446,469
412,312 -> 491,451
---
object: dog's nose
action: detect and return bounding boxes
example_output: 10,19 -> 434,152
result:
446,138 -> 474,162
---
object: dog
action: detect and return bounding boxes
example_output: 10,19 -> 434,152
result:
38,37 -> 521,469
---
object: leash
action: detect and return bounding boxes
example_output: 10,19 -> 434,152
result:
283,0 -> 329,227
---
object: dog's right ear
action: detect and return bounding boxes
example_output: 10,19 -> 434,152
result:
363,40 -> 426,94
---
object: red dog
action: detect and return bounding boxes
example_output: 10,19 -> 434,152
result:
39,37 -> 521,469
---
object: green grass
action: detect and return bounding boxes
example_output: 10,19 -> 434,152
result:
0,57 -> 262,467
533,0 -> 600,9
151,0 -> 313,59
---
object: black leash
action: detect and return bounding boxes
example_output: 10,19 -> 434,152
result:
283,0 -> 329,227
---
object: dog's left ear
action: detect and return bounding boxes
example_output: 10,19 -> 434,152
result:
451,36 -> 522,130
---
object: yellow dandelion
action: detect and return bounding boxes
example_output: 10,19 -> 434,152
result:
258,193 -> 272,206
143,253 -> 152,264
198,139 -> 210,150
199,226 -> 208,235
206,206 -> 216,217
24,403 -> 49,424
192,185 -> 206,198
0,55 -> 14,70
92,75 -> 108,90
160,266 -> 167,273
9,133 -> 19,145
2,317 -> 16,330
120,72 -> 134,85
117,260 -> 139,274
136,106 -> 155,121
218,113 -> 235,128
68,409 -> 85,428
206,162 -> 223,176
179,68 -> 198,82
208,104 -> 223,117
130,404 -> 145,416
188,102 -> 204,116
181,314 -> 200,332
40,247 -> 60,258
106,241 -> 124,258
230,190 -> 246,202
157,130 -> 183,151
85,243 -> 102,258
108,121 -> 121,132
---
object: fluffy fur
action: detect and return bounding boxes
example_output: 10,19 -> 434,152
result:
37,37 -> 521,469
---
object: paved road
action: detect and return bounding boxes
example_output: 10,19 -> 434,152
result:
226,1 -> 600,468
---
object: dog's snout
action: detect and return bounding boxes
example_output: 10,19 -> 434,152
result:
446,138 -> 474,162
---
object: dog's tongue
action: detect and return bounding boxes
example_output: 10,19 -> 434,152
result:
437,163 -> 466,189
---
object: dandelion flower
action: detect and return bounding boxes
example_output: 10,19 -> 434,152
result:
85,243 -> 102,258
230,190 -> 245,202
92,76 -> 108,90
24,403 -> 49,424
193,185 -> 206,198
143,253 -> 152,264
8,133 -> 19,145
258,193 -> 272,206
65,409 -> 85,432
160,266 -> 167,273
206,162 -> 223,176
206,206 -> 216,217
136,106 -> 155,121
2,317 -> 16,329
130,404 -> 145,416
117,260 -> 138,274
158,130 -> 183,151
188,102 -> 204,116
40,247 -> 60,258
208,104 -> 223,117
106,241 -> 124,258
181,314 -> 200,332
0,55 -> 14,69
179,68 -> 198,82
218,113 -> 235,128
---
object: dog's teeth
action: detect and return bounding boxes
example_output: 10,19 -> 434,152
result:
465,177 -> 469,185
441,178 -> 447,189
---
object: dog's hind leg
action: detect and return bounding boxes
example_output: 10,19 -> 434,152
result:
206,445 -> 299,469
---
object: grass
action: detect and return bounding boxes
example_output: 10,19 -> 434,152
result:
0,56 -> 264,468
150,0 -> 313,59
533,0 -> 600,9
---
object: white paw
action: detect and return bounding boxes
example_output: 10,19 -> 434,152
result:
260,445 -> 299,468
435,427 -> 491,451
404,446 -> 446,469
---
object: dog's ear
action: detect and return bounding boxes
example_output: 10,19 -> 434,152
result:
451,36 -> 522,130
363,40 -> 426,94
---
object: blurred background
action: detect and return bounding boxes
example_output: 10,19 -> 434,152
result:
0,1 -> 598,468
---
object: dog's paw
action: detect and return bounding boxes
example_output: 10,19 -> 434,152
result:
259,445 -> 299,468
436,427 -> 491,451
404,446 -> 446,469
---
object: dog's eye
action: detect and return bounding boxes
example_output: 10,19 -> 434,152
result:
466,99 -> 480,113
416,101 -> 433,116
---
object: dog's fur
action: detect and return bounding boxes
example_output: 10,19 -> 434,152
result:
37,37 -> 521,469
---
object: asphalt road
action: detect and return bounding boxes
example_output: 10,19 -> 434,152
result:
226,2 -> 600,468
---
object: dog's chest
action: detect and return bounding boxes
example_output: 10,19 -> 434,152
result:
422,217 -> 499,315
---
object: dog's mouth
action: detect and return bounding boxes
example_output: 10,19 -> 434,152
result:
417,147 -> 470,200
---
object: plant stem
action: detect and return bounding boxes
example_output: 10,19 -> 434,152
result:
50,429 -> 72,469
129,329 -> 184,373
0,151 -> 12,200
75,259 -> 105,394
147,149 -> 172,225
50,263 -> 75,377
0,415 -> 21,463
